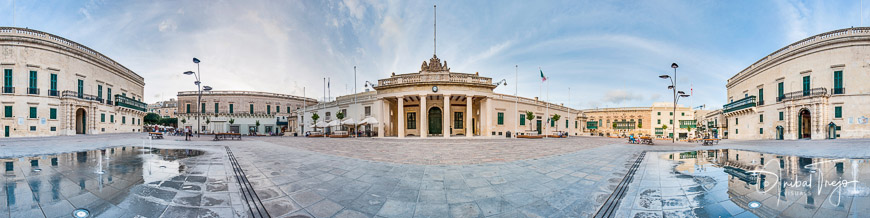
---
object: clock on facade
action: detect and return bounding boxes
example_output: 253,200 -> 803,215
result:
432,86 -> 439,92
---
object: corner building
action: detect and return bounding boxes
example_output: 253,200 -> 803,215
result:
725,27 -> 870,140
1,27 -> 146,137
176,91 -> 316,135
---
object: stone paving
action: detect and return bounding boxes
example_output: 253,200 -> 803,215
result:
3,134 -> 870,217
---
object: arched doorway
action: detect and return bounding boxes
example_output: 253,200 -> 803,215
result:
776,126 -> 784,140
827,122 -> 837,139
75,108 -> 87,134
428,107 -> 442,135
798,109 -> 811,139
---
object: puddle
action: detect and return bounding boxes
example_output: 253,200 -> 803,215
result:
620,149 -> 870,218
1,146 -> 205,217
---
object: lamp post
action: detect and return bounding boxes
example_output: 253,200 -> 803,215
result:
659,63 -> 689,143
184,57 -> 202,137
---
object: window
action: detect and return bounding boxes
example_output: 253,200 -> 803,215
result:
657,112 -> 661,116
276,106 -> 280,113
215,103 -> 219,114
759,114 -> 763,123
77,79 -> 84,96
835,106 -> 842,118
4,106 -> 11,117
777,82 -> 784,101
287,107 -> 290,113
497,112 -> 504,125
97,85 -> 103,99
758,88 -> 763,103
455,112 -> 463,129
3,69 -> 11,88
669,112 -> 673,116
520,114 -> 525,125
669,120 -> 673,124
681,112 -> 684,116
201,103 -> 206,113
736,118 -> 739,125
50,74 -> 57,91
110,115 -> 114,123
779,111 -> 784,121
365,106 -> 371,116
186,104 -> 191,113
267,105 -> 271,114
759,128 -> 763,134
29,107 -> 36,119
565,119 -> 568,128
802,75 -> 810,96
101,114 -> 105,122
50,108 -> 56,119
122,116 -> 126,124
250,104 -> 254,114
30,126 -> 36,131
657,119 -> 661,124
229,104 -> 234,114
107,88 -> 112,102
736,129 -> 739,134
28,71 -> 37,89
834,71 -> 843,94
406,112 -> 416,129
575,121 -> 578,128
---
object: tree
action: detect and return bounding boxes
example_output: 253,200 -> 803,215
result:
525,111 -> 535,131
144,113 -> 161,125
552,114 -> 561,132
662,124 -> 669,138
311,113 -> 320,124
637,123 -> 642,129
181,118 -> 187,125
336,112 -> 345,131
229,118 -> 235,125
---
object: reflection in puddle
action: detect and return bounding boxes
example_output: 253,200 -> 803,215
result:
1,146 -> 206,217
621,149 -> 870,218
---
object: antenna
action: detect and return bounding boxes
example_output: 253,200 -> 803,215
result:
434,4 -> 437,55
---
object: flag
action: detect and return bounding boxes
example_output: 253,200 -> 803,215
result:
540,69 -> 547,82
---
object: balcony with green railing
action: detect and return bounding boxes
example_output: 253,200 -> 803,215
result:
655,128 -> 664,135
586,121 -> 598,129
679,120 -> 697,129
115,94 -> 147,112
723,96 -> 756,114
613,121 -> 636,130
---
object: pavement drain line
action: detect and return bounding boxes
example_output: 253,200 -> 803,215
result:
226,146 -> 272,218
593,151 -> 647,218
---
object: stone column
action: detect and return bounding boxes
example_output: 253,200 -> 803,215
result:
466,95 -> 473,137
482,98 -> 490,137
376,98 -> 384,137
420,95 -> 428,138
443,95 -> 451,138
397,97 -> 405,138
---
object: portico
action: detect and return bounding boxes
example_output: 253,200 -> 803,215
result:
378,93 -> 483,138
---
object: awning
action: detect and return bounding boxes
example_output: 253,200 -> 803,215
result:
341,118 -> 357,126
358,117 -> 379,125
314,121 -> 329,128
326,120 -> 341,127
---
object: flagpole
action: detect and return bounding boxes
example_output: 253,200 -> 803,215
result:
546,75 -> 549,138
514,64 -> 518,138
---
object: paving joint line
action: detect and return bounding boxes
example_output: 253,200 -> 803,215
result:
226,146 -> 271,218
593,151 -> 647,218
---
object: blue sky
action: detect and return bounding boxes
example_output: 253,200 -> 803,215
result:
1,0 -> 865,109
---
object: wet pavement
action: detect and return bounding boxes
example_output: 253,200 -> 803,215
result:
616,149 -> 870,218
1,145 -> 246,218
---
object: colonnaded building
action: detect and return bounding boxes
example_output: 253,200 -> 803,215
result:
1,27 -> 147,138
725,27 -> 870,140
175,90 -> 316,135
298,55 -> 583,138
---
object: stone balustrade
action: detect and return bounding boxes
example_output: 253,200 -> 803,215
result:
377,73 -> 493,88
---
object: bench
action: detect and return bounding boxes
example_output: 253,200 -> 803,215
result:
702,139 -> 720,145
639,136 -> 654,145
214,133 -> 242,141
148,132 -> 163,139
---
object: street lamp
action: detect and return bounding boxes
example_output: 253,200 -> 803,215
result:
184,57 -> 204,137
659,62 -> 689,143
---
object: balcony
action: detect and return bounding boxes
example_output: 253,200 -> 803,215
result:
2,86 -> 13,93
723,96 -> 756,114
115,95 -> 147,112
832,87 -> 845,95
106,99 -> 114,105
778,88 -> 827,102
613,121 -> 636,130
679,120 -> 697,129
26,88 -> 39,95
62,90 -> 102,103
48,90 -> 59,97
586,121 -> 598,129
757,100 -> 764,106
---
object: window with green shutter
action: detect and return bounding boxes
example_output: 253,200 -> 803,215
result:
3,69 -> 11,87
101,113 -> 105,122
759,128 -> 763,134
215,103 -> 219,114
407,112 -> 416,129
29,107 -> 36,118
97,85 -> 103,99
250,104 -> 254,114
758,88 -> 763,104
834,71 -> 843,94
110,115 -> 114,123
3,105 -> 11,117
77,79 -> 84,96
267,105 -> 271,114
50,108 -> 56,119
201,103 -> 206,113
229,104 -> 234,114
519,114 -> 525,125
565,119 -> 568,128
802,76 -> 810,96
497,112 -> 504,125
50,74 -> 57,91
835,106 -> 842,118
779,111 -> 783,120
657,119 -> 661,124
276,106 -> 280,113
122,116 -> 126,124
575,121 -> 578,128
107,88 -> 112,102
287,107 -> 290,113
29,71 -> 37,89
777,82 -> 784,101
454,112 -> 463,129
186,104 -> 191,113
657,112 -> 661,115
759,114 -> 763,123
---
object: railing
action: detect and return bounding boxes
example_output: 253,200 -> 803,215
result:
655,128 -> 664,135
115,95 -> 147,112
613,121 -> 636,129
48,89 -> 59,96
723,96 -> 756,114
62,90 -> 103,103
729,27 -> 870,84
26,88 -> 39,95
832,88 -> 845,95
778,88 -> 827,102
106,100 -> 114,105
2,86 -> 13,93
679,120 -> 697,129
177,90 -> 318,102
0,27 -> 142,81
757,100 -> 764,106
586,121 -> 598,129
377,73 -> 493,87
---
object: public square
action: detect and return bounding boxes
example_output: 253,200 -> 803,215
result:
2,134 -> 869,218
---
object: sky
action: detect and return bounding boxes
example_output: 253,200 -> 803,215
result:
1,0 -> 866,110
